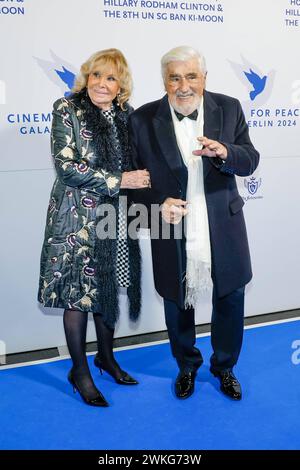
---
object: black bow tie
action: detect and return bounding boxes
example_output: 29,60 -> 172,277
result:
174,109 -> 198,121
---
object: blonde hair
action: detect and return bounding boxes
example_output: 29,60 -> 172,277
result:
72,48 -> 132,110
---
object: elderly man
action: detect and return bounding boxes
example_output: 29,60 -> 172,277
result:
129,46 -> 259,400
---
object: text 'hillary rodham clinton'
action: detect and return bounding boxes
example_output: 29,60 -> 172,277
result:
98,454 -> 202,466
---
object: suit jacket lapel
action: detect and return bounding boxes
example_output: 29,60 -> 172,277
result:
153,95 -> 185,187
203,90 -> 223,178
153,92 -> 223,182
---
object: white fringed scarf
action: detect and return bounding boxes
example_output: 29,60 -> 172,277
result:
170,100 -> 212,308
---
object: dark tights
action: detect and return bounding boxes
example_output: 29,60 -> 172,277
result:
63,309 -> 123,396
63,309 -> 98,399
93,313 -> 124,380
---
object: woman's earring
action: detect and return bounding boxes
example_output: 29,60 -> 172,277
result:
116,92 -> 121,106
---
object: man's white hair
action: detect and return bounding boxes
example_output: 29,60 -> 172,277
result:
161,46 -> 207,83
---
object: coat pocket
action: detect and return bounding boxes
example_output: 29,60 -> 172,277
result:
229,195 -> 244,215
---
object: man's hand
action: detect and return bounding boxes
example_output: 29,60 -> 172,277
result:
161,198 -> 188,224
193,136 -> 228,159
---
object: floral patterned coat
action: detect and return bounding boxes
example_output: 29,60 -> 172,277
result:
38,96 -> 140,322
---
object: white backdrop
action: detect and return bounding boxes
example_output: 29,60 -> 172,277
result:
1,0 -> 300,354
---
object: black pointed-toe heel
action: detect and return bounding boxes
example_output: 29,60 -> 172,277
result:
94,354 -> 139,385
67,370 -> 109,407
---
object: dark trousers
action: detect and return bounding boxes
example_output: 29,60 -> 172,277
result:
163,286 -> 245,373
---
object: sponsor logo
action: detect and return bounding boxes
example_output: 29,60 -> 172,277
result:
242,176 -> 263,201
244,176 -> 262,195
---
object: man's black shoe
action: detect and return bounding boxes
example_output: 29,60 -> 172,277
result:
175,371 -> 196,399
210,368 -> 242,400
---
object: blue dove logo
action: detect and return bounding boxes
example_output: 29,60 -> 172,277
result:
243,69 -> 267,101
34,51 -> 77,97
55,67 -> 76,96
228,56 -> 275,107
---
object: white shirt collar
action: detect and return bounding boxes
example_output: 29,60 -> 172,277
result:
170,97 -> 204,166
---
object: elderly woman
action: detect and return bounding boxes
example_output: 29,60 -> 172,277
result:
38,49 -> 150,407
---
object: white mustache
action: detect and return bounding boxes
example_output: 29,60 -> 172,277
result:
176,92 -> 194,97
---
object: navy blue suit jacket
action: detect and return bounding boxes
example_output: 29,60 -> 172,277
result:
128,90 -> 260,306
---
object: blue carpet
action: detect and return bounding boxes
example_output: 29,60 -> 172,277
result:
1,320 -> 300,450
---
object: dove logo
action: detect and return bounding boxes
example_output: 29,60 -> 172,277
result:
244,69 -> 267,101
54,67 -> 76,97
228,56 -> 275,106
34,51 -> 77,97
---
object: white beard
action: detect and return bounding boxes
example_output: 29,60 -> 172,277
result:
170,95 -> 201,116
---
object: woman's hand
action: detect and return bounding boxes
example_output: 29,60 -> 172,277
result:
120,170 -> 151,189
